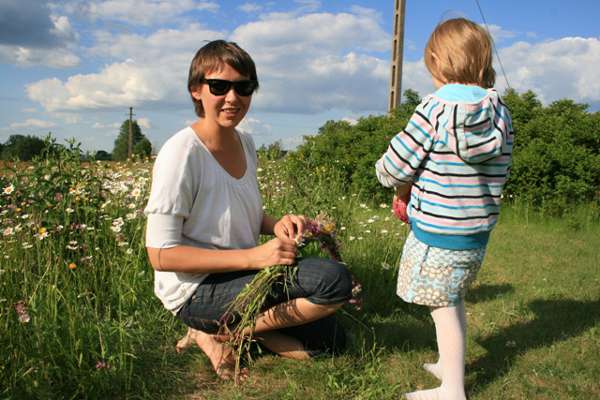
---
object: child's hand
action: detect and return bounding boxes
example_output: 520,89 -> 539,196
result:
392,185 -> 411,223
392,194 -> 409,223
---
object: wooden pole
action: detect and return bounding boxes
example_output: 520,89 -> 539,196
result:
389,0 -> 406,113
128,107 -> 133,159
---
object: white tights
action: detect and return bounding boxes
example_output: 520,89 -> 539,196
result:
405,301 -> 467,400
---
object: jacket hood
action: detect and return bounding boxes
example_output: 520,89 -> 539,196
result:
448,89 -> 509,164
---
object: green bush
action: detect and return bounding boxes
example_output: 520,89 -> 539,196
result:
503,91 -> 600,213
282,88 -> 600,215
289,91 -> 420,206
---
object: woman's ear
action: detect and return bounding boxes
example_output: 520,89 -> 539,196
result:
190,85 -> 202,101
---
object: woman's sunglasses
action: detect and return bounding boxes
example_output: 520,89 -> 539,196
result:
200,79 -> 258,96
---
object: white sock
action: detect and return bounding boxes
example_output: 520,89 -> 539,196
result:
406,304 -> 467,400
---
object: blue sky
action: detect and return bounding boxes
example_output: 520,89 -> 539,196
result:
1,0 -> 599,153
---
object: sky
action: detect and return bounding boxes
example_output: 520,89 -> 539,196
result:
1,0 -> 599,153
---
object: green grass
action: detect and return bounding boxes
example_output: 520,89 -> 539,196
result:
1,150 -> 599,399
170,205 -> 600,400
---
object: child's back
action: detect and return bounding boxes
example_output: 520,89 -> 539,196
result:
378,83 -> 513,249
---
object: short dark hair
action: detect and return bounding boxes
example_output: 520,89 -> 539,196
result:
187,40 -> 259,117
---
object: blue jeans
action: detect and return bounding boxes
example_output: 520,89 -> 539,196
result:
177,257 -> 353,354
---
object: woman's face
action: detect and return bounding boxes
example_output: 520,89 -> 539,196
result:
191,63 -> 252,130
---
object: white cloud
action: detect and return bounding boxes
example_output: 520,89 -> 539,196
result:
26,23 -> 226,112
137,117 -> 152,129
341,116 -> 358,126
90,23 -> 223,62
279,134 -> 305,150
83,0 -> 218,26
401,37 -> 600,106
9,119 -> 56,129
294,0 -> 321,13
27,10 -> 389,114
238,117 -> 272,136
495,37 -> 600,104
27,60 -> 173,111
92,122 -> 120,129
400,59 -> 434,99
53,112 -> 82,124
50,15 -> 78,43
232,11 -> 390,113
24,7 -> 600,120
0,45 -> 80,68
0,12 -> 79,67
238,3 -> 263,13
485,24 -> 517,43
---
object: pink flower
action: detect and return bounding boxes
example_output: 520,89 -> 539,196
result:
95,360 -> 110,370
14,300 -> 31,323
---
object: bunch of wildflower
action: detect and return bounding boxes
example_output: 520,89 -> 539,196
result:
221,213 -> 362,383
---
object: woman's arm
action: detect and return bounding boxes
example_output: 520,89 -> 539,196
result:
147,237 -> 297,273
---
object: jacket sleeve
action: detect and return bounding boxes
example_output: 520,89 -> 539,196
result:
375,102 -> 435,187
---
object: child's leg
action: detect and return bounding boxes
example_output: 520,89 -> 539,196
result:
423,300 -> 466,380
406,304 -> 466,400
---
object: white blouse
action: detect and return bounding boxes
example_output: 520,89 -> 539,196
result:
144,127 -> 263,313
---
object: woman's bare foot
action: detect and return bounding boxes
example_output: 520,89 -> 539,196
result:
176,328 -> 248,381
175,327 -> 196,353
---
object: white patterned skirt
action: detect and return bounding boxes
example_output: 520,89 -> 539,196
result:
397,231 -> 486,307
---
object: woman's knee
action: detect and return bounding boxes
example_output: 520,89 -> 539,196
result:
297,258 -> 353,305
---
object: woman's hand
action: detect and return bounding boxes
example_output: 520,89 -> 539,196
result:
249,237 -> 297,269
273,214 -> 306,243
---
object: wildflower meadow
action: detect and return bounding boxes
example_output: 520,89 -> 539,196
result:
1,135 -> 599,399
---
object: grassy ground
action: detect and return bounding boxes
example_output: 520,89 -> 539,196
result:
2,153 -> 598,399
171,205 -> 600,400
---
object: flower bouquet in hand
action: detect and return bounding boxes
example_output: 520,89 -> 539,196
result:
222,213 -> 362,383
300,214 -> 362,310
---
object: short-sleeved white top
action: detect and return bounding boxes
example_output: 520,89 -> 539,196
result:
144,126 -> 263,313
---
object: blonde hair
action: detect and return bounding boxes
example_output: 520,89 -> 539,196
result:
424,18 -> 496,88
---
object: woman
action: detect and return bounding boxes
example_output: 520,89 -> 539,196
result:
144,40 -> 352,379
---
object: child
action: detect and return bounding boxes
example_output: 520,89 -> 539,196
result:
375,18 -> 514,400
144,40 -> 352,379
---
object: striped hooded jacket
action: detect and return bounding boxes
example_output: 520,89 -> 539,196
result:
375,84 -> 514,249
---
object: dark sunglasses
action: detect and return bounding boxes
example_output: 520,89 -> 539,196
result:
200,78 -> 258,96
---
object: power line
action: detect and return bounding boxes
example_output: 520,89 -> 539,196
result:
474,0 -> 511,89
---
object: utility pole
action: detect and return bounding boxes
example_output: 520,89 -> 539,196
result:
128,106 -> 134,159
389,0 -> 406,113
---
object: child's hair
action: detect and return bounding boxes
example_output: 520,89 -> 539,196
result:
424,18 -> 496,88
187,40 -> 259,117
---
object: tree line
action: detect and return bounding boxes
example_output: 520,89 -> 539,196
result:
273,88 -> 600,214
3,89 -> 599,213
0,120 -> 151,161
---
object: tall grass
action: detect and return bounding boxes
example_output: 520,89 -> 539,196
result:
1,146 -> 598,399
0,143 -> 191,399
